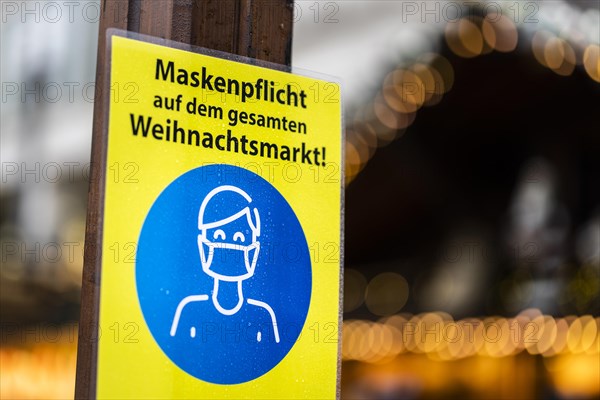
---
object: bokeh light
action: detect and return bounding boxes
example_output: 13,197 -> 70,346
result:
481,13 -> 518,53
446,19 -> 484,58
544,37 -> 576,76
343,268 -> 368,313
365,273 -> 409,316
583,44 -> 600,82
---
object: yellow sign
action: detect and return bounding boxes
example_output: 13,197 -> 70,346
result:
96,32 -> 342,399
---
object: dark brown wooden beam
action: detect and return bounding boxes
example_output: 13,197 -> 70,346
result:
191,0 -> 293,65
75,1 -> 293,398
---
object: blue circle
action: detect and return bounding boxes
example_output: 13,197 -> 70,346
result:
136,164 -> 312,384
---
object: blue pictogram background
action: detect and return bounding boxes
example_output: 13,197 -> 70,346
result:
136,164 -> 312,384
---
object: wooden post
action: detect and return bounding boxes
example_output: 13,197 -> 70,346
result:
75,1 -> 293,398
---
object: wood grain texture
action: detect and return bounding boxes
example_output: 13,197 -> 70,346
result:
75,1 -> 292,398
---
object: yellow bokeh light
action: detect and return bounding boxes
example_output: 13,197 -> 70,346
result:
547,354 -> 600,398
583,44 -> 600,83
365,273 -> 410,316
381,315 -> 407,356
410,63 -> 440,104
341,320 -> 357,359
414,313 -> 444,354
567,317 -> 584,353
525,315 -> 545,354
543,37 -> 576,76
382,84 -> 418,115
343,268 -> 368,313
352,122 -> 378,155
347,130 -> 371,168
367,323 -> 395,363
586,317 -> 600,355
544,37 -> 566,69
418,53 -> 454,93
444,321 -> 465,359
358,101 -> 397,148
353,320 -> 375,361
374,94 -> 399,129
388,69 -> 426,109
373,93 -> 416,134
344,140 -> 361,182
580,316 -> 598,353
543,318 -> 569,357
482,13 -> 518,52
532,30 -> 554,67
342,312 -> 596,364
536,316 -> 558,355
458,19 -> 484,56
446,19 -> 484,58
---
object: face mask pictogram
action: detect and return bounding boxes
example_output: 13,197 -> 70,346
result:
198,235 -> 260,281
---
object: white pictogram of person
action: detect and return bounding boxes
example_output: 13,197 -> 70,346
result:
170,185 -> 280,343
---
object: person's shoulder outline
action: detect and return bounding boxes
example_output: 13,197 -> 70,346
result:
246,298 -> 280,343
170,294 -> 209,336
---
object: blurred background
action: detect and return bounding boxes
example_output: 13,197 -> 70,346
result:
1,0 -> 599,399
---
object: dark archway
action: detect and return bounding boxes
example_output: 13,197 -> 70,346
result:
345,41 -> 600,319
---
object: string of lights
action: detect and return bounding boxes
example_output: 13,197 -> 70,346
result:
344,0 -> 600,183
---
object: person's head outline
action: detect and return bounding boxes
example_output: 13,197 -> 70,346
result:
197,185 -> 261,282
